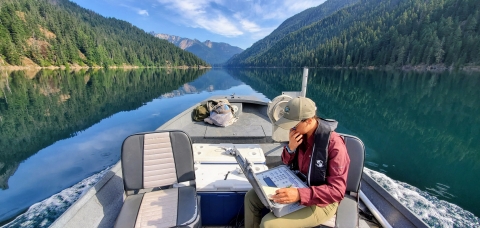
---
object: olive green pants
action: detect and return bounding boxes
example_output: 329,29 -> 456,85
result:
244,189 -> 338,228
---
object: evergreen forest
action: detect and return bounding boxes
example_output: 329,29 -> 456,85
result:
226,0 -> 480,68
226,0 -> 358,66
0,0 -> 208,68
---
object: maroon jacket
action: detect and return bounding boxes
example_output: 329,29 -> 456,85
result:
282,131 -> 350,207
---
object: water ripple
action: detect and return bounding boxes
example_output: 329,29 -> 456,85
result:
364,168 -> 480,228
1,167 -> 111,228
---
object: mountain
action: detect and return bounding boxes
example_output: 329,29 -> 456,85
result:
0,0 -> 208,68
226,0 -> 358,66
153,33 -> 243,65
226,0 -> 480,68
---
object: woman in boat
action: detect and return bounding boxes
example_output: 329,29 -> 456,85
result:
244,97 -> 350,228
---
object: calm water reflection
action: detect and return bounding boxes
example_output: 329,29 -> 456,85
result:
0,68 -> 267,224
0,68 -> 479,224
229,68 -> 480,217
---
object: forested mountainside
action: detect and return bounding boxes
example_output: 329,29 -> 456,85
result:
0,0 -> 208,67
153,33 -> 243,65
226,0 -> 358,66
226,0 -> 480,68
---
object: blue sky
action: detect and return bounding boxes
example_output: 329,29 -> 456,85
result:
70,0 -> 326,49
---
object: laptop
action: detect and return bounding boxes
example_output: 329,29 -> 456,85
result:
233,147 -> 308,217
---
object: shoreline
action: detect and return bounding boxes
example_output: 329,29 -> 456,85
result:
0,58 -> 211,72
327,65 -> 480,72
219,65 -> 480,72
0,65 -> 212,77
0,65 -> 211,79
0,65 -> 211,71
1,64 -> 479,72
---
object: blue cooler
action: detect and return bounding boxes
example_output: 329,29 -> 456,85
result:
192,143 -> 267,226
194,162 -> 268,225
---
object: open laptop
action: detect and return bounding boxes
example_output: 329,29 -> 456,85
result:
233,147 -> 308,217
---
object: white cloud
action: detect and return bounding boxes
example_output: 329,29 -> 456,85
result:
120,4 -> 149,16
233,13 -> 261,33
198,14 -> 243,37
261,0 -> 326,20
153,0 -> 326,39
240,20 -> 260,32
283,0 -> 324,12
138,10 -> 149,16
156,0 -> 243,37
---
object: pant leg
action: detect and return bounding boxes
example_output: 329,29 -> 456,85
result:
260,202 -> 338,228
245,189 -> 266,228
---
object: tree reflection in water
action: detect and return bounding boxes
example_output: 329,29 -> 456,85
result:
0,68 -> 207,189
229,68 -> 480,217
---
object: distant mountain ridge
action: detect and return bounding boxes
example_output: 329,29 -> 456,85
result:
152,33 -> 243,65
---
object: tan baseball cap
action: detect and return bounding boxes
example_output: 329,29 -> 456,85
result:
275,97 -> 317,130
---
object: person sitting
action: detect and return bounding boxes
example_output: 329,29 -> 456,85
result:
244,97 -> 350,228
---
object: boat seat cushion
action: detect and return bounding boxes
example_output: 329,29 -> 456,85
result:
122,131 -> 195,191
319,134 -> 364,228
343,136 -> 364,193
114,186 -> 200,228
334,195 -> 358,228
118,130 -> 200,227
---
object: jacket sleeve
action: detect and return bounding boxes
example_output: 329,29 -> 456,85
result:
297,133 -> 350,207
281,146 -> 296,165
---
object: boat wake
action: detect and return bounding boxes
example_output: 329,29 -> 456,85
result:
364,168 -> 480,228
1,167 -> 111,228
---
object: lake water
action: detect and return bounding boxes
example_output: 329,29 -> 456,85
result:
0,68 -> 479,227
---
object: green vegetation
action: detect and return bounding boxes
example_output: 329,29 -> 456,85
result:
233,67 -> 480,215
226,0 -> 480,68
0,0 -> 208,67
0,68 -> 207,186
229,68 -> 480,219
227,0 -> 358,66
230,68 -> 480,165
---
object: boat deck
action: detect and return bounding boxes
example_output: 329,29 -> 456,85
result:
51,95 -> 428,228
160,98 -> 273,144
158,97 -> 382,228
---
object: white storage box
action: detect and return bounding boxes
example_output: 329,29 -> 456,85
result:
192,143 -> 265,164
195,163 -> 268,192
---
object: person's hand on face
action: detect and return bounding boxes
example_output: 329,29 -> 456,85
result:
288,125 -> 303,151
